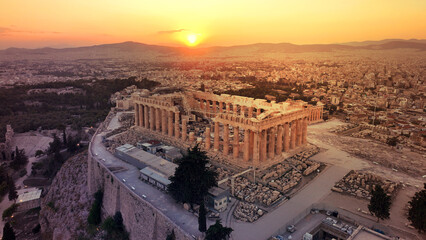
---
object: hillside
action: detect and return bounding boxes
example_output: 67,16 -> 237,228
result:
39,151 -> 91,240
1,39 -> 425,60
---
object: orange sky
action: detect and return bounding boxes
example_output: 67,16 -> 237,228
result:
0,0 -> 425,49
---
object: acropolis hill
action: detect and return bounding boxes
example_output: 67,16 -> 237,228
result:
132,91 -> 323,169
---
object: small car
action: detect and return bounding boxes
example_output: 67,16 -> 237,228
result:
287,225 -> 296,233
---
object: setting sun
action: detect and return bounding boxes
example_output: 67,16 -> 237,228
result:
186,33 -> 200,46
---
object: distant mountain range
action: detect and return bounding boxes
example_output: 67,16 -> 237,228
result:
1,39 -> 425,60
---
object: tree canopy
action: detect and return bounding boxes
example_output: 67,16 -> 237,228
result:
368,184 -> 391,222
408,183 -> 426,232
10,147 -> 28,170
168,145 -> 217,206
205,220 -> 233,240
7,177 -> 17,201
2,222 -> 16,240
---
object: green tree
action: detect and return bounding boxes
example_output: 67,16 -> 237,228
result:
205,220 -> 233,240
58,124 -> 67,145
166,230 -> 176,240
35,150 -> 44,157
408,183 -> 426,233
368,184 -> 391,222
113,211 -> 124,232
2,204 -> 17,220
198,202 -> 207,232
2,222 -> 15,240
66,135 -> 81,153
7,177 -> 17,201
10,147 -> 28,170
47,134 -> 62,155
88,190 -> 103,225
101,212 -> 129,240
168,145 -> 217,207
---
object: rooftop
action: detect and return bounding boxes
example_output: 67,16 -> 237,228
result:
16,188 -> 42,203
116,144 -> 177,177
140,167 -> 171,186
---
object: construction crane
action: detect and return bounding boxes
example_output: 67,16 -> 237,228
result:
218,167 -> 254,196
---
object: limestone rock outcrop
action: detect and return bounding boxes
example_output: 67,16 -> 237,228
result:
39,152 -> 91,240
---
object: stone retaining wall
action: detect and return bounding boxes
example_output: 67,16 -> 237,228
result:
88,152 -> 192,240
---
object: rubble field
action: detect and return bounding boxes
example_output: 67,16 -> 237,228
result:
233,202 -> 265,223
332,170 -> 399,200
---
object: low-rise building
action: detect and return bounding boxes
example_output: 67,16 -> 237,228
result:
207,184 -> 230,212
16,188 -> 42,211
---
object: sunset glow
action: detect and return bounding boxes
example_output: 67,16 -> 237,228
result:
186,34 -> 200,46
0,0 -> 425,49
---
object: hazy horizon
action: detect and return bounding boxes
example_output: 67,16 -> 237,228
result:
1,37 -> 425,51
1,0 -> 426,49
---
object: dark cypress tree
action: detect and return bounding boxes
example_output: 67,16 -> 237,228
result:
368,184 -> 391,222
7,177 -> 17,201
408,183 -> 426,233
2,222 -> 16,240
168,145 -> 217,207
198,202 -> 207,232
166,230 -> 176,240
205,220 -> 233,240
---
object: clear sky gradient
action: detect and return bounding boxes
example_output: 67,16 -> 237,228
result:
0,0 -> 425,49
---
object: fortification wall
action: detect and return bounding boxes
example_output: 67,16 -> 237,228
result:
88,149 -> 192,240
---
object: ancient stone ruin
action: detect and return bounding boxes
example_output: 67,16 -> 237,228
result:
132,90 -> 323,169
332,170 -> 398,200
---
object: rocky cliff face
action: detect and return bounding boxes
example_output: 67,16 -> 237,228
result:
39,152 -> 91,240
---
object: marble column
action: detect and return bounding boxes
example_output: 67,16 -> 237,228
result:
233,126 -> 239,158
182,118 -> 187,141
276,125 -> 283,155
139,104 -> 143,127
256,108 -> 261,116
241,106 -> 246,117
144,105 -> 149,128
212,101 -> 217,112
243,129 -> 250,161
290,121 -> 296,149
214,122 -> 220,151
296,119 -> 302,146
268,128 -> 275,158
284,123 -> 290,152
253,131 -> 259,164
261,129 -> 267,161
150,107 -> 155,131
302,118 -> 308,144
226,103 -> 230,113
233,104 -> 238,115
134,104 -> 139,126
174,112 -> 180,139
205,127 -> 211,150
162,109 -> 167,135
223,124 -> 229,155
155,108 -> 161,132
206,100 -> 211,112
248,107 -> 253,118
249,131 -> 254,158
168,111 -> 173,137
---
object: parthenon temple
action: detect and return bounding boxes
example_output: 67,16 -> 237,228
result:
132,91 -> 323,168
